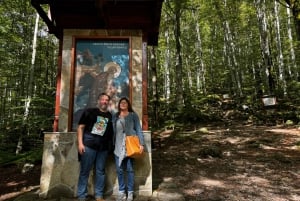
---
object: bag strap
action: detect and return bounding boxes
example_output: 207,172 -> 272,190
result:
119,117 -> 126,136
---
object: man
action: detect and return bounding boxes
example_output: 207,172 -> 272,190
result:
77,93 -> 113,201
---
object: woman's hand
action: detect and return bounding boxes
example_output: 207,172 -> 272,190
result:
139,145 -> 144,153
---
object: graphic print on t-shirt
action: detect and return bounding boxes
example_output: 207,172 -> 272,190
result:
91,116 -> 108,136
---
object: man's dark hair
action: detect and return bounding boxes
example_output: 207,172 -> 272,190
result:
98,93 -> 110,100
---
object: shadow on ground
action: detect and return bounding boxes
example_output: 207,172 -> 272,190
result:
152,123 -> 300,201
1,123 -> 300,201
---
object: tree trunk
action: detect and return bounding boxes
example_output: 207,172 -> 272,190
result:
274,0 -> 287,95
149,46 -> 159,126
286,2 -> 298,78
174,6 -> 184,106
284,0 -> 300,40
254,0 -> 274,95
194,10 -> 206,94
16,13 -> 39,155
164,29 -> 171,100
215,0 -> 243,97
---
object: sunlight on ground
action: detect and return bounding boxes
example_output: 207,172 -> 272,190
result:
229,175 -> 270,187
192,177 -> 225,188
7,181 -> 26,187
266,128 -> 300,136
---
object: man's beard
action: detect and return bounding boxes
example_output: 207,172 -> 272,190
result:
99,103 -> 108,111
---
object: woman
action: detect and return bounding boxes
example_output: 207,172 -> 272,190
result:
113,97 -> 144,201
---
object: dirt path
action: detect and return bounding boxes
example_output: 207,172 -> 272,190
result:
1,123 -> 300,201
152,123 -> 300,201
0,163 -> 41,201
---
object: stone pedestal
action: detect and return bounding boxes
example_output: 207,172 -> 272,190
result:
39,131 -> 152,198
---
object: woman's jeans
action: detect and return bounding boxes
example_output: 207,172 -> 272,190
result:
114,155 -> 134,193
77,146 -> 108,199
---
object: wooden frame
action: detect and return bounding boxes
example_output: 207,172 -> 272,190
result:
69,36 -> 132,131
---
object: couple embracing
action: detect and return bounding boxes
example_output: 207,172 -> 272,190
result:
77,93 -> 144,201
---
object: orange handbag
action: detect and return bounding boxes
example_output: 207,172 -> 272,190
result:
125,135 -> 143,158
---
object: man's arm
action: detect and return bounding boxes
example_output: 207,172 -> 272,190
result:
77,124 -> 85,155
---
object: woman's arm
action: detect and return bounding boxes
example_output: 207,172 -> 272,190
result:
132,113 -> 145,146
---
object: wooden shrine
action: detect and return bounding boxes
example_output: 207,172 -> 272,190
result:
31,0 -> 163,199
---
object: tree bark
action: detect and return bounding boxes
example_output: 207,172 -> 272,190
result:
16,13 -> 39,155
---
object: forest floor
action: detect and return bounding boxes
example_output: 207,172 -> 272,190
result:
1,122 -> 300,201
152,122 -> 300,201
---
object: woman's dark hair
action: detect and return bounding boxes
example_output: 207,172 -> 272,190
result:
118,97 -> 134,112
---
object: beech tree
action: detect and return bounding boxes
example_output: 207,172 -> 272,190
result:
150,0 -> 300,126
1,0 -> 300,149
0,0 -> 58,153
279,0 -> 300,40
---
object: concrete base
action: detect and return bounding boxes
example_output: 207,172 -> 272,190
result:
39,131 -> 152,199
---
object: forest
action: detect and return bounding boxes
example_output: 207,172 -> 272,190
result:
1,0 -> 300,164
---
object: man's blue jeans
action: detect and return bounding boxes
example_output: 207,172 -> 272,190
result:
77,146 -> 108,199
114,155 -> 134,193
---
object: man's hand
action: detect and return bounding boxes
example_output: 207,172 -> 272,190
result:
78,143 -> 85,155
